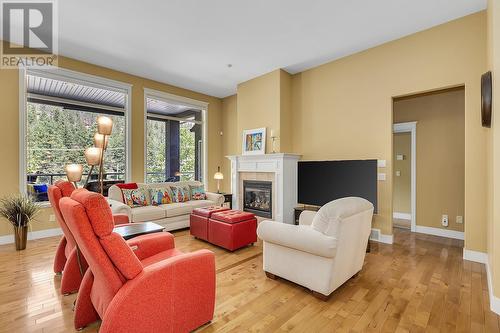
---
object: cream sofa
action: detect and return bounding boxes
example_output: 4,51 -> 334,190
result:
257,197 -> 373,299
107,181 -> 224,231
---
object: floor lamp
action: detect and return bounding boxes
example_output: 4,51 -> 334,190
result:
95,116 -> 113,195
84,147 -> 101,187
65,164 -> 83,188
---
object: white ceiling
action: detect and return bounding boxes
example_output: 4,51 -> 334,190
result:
59,0 -> 486,98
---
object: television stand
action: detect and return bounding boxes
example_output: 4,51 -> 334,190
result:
294,205 -> 320,225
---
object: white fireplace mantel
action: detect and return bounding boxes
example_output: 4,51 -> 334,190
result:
226,153 -> 301,224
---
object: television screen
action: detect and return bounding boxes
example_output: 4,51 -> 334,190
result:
298,159 -> 377,212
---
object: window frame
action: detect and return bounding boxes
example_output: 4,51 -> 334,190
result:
19,67 -> 133,206
143,88 -> 208,187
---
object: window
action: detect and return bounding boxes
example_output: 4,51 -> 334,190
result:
21,69 -> 131,202
145,92 -> 206,184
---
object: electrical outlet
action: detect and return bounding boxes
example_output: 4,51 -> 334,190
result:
442,214 -> 449,227
49,214 -> 55,222
456,216 -> 463,224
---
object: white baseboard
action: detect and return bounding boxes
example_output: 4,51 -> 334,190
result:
369,228 -> 394,244
463,248 -> 488,264
393,212 -> 411,220
415,225 -> 464,240
462,249 -> 500,315
0,227 -> 62,245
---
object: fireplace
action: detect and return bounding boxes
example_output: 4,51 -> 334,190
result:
243,180 -> 272,218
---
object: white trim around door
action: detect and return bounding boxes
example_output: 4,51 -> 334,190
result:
393,121 -> 417,232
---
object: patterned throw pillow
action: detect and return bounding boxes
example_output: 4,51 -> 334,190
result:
171,185 -> 190,202
149,187 -> 173,206
190,185 -> 207,200
122,188 -> 149,208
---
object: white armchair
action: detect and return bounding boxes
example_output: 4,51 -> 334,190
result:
257,197 -> 374,300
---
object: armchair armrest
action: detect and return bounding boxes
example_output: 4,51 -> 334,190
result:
125,232 -> 175,261
101,249 -> 215,333
299,210 -> 317,226
205,192 -> 224,206
257,220 -> 337,258
112,214 -> 129,225
107,198 -> 131,219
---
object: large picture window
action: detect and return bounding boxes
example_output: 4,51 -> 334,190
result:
145,92 -> 205,184
21,70 -> 130,202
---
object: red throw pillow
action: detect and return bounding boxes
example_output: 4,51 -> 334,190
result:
116,183 -> 138,202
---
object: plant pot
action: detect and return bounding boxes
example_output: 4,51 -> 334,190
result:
14,226 -> 28,250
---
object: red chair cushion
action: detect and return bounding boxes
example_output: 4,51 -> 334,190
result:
211,210 -> 255,224
71,189 -> 114,237
192,206 -> 230,218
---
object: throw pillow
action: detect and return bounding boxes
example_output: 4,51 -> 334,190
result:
122,188 -> 149,208
190,185 -> 207,200
171,185 -> 190,202
149,187 -> 173,206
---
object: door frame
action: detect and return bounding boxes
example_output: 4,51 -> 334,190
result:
393,121 -> 417,232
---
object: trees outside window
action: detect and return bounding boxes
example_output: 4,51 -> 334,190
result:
26,102 -> 126,200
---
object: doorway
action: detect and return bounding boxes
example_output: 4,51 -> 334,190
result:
392,122 -> 416,231
392,87 -> 465,239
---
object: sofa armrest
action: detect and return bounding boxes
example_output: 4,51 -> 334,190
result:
205,192 -> 224,206
100,249 -> 215,333
125,232 -> 175,260
108,199 -> 132,220
257,220 -> 337,258
299,210 -> 317,226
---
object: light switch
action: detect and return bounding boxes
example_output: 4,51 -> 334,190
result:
396,171 -> 401,177
396,154 -> 405,160
378,173 -> 386,181
377,160 -> 386,168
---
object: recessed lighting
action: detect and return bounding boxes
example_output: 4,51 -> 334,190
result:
227,64 -> 232,68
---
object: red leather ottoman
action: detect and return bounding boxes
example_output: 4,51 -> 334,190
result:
209,210 -> 257,251
190,206 -> 230,241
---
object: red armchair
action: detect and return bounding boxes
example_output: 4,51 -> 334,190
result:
48,181 -> 129,295
59,189 -> 216,332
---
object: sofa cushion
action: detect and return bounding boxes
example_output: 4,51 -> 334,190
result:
131,206 -> 166,222
186,200 -> 218,210
161,202 -> 193,217
171,185 -> 190,202
149,187 -> 173,206
190,185 -> 207,200
122,188 -> 150,208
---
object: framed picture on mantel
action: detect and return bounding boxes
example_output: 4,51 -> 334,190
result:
242,127 -> 266,155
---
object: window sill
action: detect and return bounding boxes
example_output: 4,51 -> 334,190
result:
35,201 -> 52,209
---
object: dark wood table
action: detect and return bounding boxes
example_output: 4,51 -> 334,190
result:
113,222 -> 165,240
220,193 -> 233,209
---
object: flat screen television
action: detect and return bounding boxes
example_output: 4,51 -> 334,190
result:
298,159 -> 378,212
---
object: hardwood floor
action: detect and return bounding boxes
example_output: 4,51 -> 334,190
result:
0,228 -> 498,332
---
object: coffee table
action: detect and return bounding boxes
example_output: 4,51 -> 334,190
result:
113,222 -> 165,240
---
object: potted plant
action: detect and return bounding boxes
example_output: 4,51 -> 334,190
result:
0,195 -> 39,250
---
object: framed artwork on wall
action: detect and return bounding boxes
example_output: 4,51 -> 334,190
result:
242,127 -> 266,155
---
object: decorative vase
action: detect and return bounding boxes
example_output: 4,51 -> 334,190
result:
14,225 -> 28,250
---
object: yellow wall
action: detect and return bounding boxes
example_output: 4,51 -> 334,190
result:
0,55 -> 223,236
487,0 -> 500,298
236,69 -> 293,154
394,89 -> 465,232
237,70 -> 281,154
392,133 -> 411,214
226,12 -> 488,249
221,94 -> 238,192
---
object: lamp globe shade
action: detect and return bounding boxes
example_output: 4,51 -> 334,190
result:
214,172 -> 224,180
65,164 -> 83,182
85,147 -> 101,166
94,133 -> 109,150
97,116 -> 113,135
